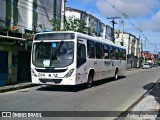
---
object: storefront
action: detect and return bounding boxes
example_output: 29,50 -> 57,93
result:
0,35 -> 32,86
0,51 -> 8,86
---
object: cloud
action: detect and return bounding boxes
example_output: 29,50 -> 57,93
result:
96,0 -> 159,17
141,10 -> 160,32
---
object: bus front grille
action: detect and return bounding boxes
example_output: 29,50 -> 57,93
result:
39,79 -> 62,84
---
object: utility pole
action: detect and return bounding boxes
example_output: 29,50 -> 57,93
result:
107,17 -> 120,43
121,13 -> 125,46
144,37 -> 147,52
61,0 -> 67,30
154,44 -> 157,63
137,27 -> 143,67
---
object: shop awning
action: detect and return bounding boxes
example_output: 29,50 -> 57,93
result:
0,35 -> 26,41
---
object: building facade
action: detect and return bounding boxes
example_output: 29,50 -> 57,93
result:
65,7 -> 113,40
0,0 -> 65,86
115,32 -> 141,68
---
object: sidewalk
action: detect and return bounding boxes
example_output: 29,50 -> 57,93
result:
127,67 -> 141,71
0,82 -> 38,93
125,81 -> 160,120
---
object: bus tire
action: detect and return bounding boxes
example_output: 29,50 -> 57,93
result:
114,69 -> 118,80
86,74 -> 93,88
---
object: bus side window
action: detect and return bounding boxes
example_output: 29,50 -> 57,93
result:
77,43 -> 86,68
123,49 -> 126,60
110,46 -> 115,59
115,47 -> 119,60
119,49 -> 123,60
96,43 -> 103,59
87,40 -> 95,58
103,44 -> 109,59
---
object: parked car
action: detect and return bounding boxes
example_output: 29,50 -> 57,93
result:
153,63 -> 158,67
143,63 -> 150,69
149,63 -> 152,68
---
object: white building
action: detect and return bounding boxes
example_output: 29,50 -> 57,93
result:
115,32 -> 140,55
102,25 -> 114,40
0,0 -> 6,29
65,7 -> 113,39
115,32 -> 141,68
18,0 -> 65,33
0,0 -> 65,33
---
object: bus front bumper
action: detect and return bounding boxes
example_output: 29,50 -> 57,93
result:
32,76 -> 77,85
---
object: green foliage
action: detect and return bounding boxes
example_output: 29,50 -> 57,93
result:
49,17 -> 89,34
156,60 -> 160,64
39,24 -> 46,31
64,17 -> 89,34
92,29 -> 98,36
49,18 -> 61,31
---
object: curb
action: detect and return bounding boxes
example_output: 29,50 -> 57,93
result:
127,68 -> 141,71
116,78 -> 160,119
0,83 -> 38,93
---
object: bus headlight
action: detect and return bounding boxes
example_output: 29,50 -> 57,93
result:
64,69 -> 74,78
31,69 -> 37,77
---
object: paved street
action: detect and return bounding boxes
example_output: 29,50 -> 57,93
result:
0,67 -> 160,120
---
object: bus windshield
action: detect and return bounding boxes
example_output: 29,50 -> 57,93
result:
32,41 -> 74,68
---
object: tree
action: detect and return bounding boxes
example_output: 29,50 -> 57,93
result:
91,29 -> 98,36
49,18 -> 61,31
49,17 -> 90,35
39,24 -> 46,31
64,17 -> 89,34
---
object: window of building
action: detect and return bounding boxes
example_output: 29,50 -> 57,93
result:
103,44 -> 109,59
87,40 -> 95,58
96,42 -> 102,59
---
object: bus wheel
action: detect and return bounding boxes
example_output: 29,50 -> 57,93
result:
114,69 -> 118,80
86,74 -> 93,88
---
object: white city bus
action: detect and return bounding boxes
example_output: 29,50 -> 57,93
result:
31,31 -> 126,88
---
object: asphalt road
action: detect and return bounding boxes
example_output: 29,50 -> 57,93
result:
0,67 -> 160,120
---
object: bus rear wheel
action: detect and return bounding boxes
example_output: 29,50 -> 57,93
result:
86,74 -> 93,88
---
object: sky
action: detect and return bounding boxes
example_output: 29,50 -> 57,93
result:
66,0 -> 160,53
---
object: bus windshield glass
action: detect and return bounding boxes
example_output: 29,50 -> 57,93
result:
32,41 -> 74,68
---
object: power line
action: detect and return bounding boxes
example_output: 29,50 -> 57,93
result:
103,0 -> 148,41
104,0 -> 124,15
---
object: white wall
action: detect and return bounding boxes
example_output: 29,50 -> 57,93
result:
106,25 -> 113,40
18,0 -> 33,33
0,0 -> 6,29
101,23 -> 106,39
60,0 -> 65,30
37,0 -> 54,31
115,33 -> 130,54
18,0 -> 64,32
115,32 -> 141,57
65,10 -> 81,19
